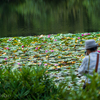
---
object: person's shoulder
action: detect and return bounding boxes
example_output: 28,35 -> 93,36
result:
82,56 -> 89,61
85,55 -> 89,59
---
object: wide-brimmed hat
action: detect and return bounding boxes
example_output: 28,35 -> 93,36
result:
85,39 -> 99,49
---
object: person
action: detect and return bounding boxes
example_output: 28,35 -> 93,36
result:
78,39 -> 100,89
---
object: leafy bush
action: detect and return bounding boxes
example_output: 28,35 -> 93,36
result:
56,72 -> 100,100
1,65 -> 100,100
0,65 -> 57,100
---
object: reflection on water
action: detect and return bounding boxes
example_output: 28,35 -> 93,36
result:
0,0 -> 100,37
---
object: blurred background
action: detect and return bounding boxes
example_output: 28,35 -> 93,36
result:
0,0 -> 100,37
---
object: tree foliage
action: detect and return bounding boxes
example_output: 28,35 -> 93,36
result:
0,0 -> 100,37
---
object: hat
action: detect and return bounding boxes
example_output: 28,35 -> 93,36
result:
85,39 -> 99,49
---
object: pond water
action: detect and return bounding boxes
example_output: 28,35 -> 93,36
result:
0,0 -> 100,37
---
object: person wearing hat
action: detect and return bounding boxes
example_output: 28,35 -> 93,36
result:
78,39 -> 100,89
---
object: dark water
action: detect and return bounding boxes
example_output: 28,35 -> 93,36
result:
0,0 -> 100,37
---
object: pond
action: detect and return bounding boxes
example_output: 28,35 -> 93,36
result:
0,0 -> 100,37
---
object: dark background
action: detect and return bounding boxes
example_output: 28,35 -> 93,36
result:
0,0 -> 100,37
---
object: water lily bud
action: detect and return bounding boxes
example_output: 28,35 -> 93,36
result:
6,47 -> 9,49
35,47 -> 38,50
98,50 -> 100,53
18,63 -> 20,65
4,58 -> 7,60
44,64 -> 47,66
48,35 -> 51,38
9,39 -> 11,41
54,39 -> 57,41
78,37 -> 80,39
87,33 -> 91,35
54,64 -> 58,66
22,45 -> 24,48
51,50 -> 54,52
45,50 -> 48,53
81,34 -> 84,36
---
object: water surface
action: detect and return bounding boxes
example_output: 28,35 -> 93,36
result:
0,0 -> 100,37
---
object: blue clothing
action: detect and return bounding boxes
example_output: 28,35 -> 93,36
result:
78,52 -> 100,83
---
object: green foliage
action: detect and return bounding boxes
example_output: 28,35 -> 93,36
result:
1,64 -> 100,99
0,65 -> 57,99
0,0 -> 25,4
0,33 -> 100,99
1,0 -> 100,37
54,72 -> 100,100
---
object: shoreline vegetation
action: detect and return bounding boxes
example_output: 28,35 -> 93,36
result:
0,32 -> 100,99
1,0 -> 100,37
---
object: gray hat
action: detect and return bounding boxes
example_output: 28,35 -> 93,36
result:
85,39 -> 98,49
